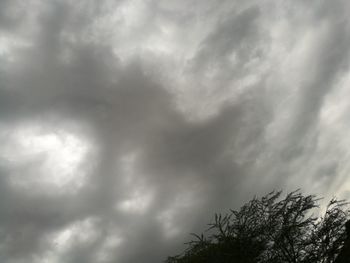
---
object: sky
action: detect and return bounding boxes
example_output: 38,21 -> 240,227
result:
1,0 -> 350,262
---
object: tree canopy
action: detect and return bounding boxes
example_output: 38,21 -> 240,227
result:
166,190 -> 350,263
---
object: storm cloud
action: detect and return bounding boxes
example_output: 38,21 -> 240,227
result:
1,0 -> 350,262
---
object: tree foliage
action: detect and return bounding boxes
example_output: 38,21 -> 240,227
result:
166,190 -> 350,263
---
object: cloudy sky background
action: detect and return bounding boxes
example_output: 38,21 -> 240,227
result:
1,0 -> 350,262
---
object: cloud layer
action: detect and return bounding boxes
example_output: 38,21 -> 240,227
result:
1,0 -> 350,262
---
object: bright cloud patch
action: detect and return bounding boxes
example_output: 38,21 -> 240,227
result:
1,124 -> 91,192
117,189 -> 153,214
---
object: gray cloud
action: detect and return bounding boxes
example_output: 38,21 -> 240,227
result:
1,0 -> 350,262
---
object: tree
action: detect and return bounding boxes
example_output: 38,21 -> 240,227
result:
165,190 -> 350,263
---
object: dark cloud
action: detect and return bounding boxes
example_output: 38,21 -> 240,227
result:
1,0 -> 350,262
193,5 -> 261,68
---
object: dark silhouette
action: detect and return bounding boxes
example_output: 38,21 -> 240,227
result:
166,190 -> 350,263
334,220 -> 350,263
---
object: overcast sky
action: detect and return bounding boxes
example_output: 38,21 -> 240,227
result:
1,0 -> 350,262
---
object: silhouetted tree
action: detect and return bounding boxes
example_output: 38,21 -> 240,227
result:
166,190 -> 350,263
